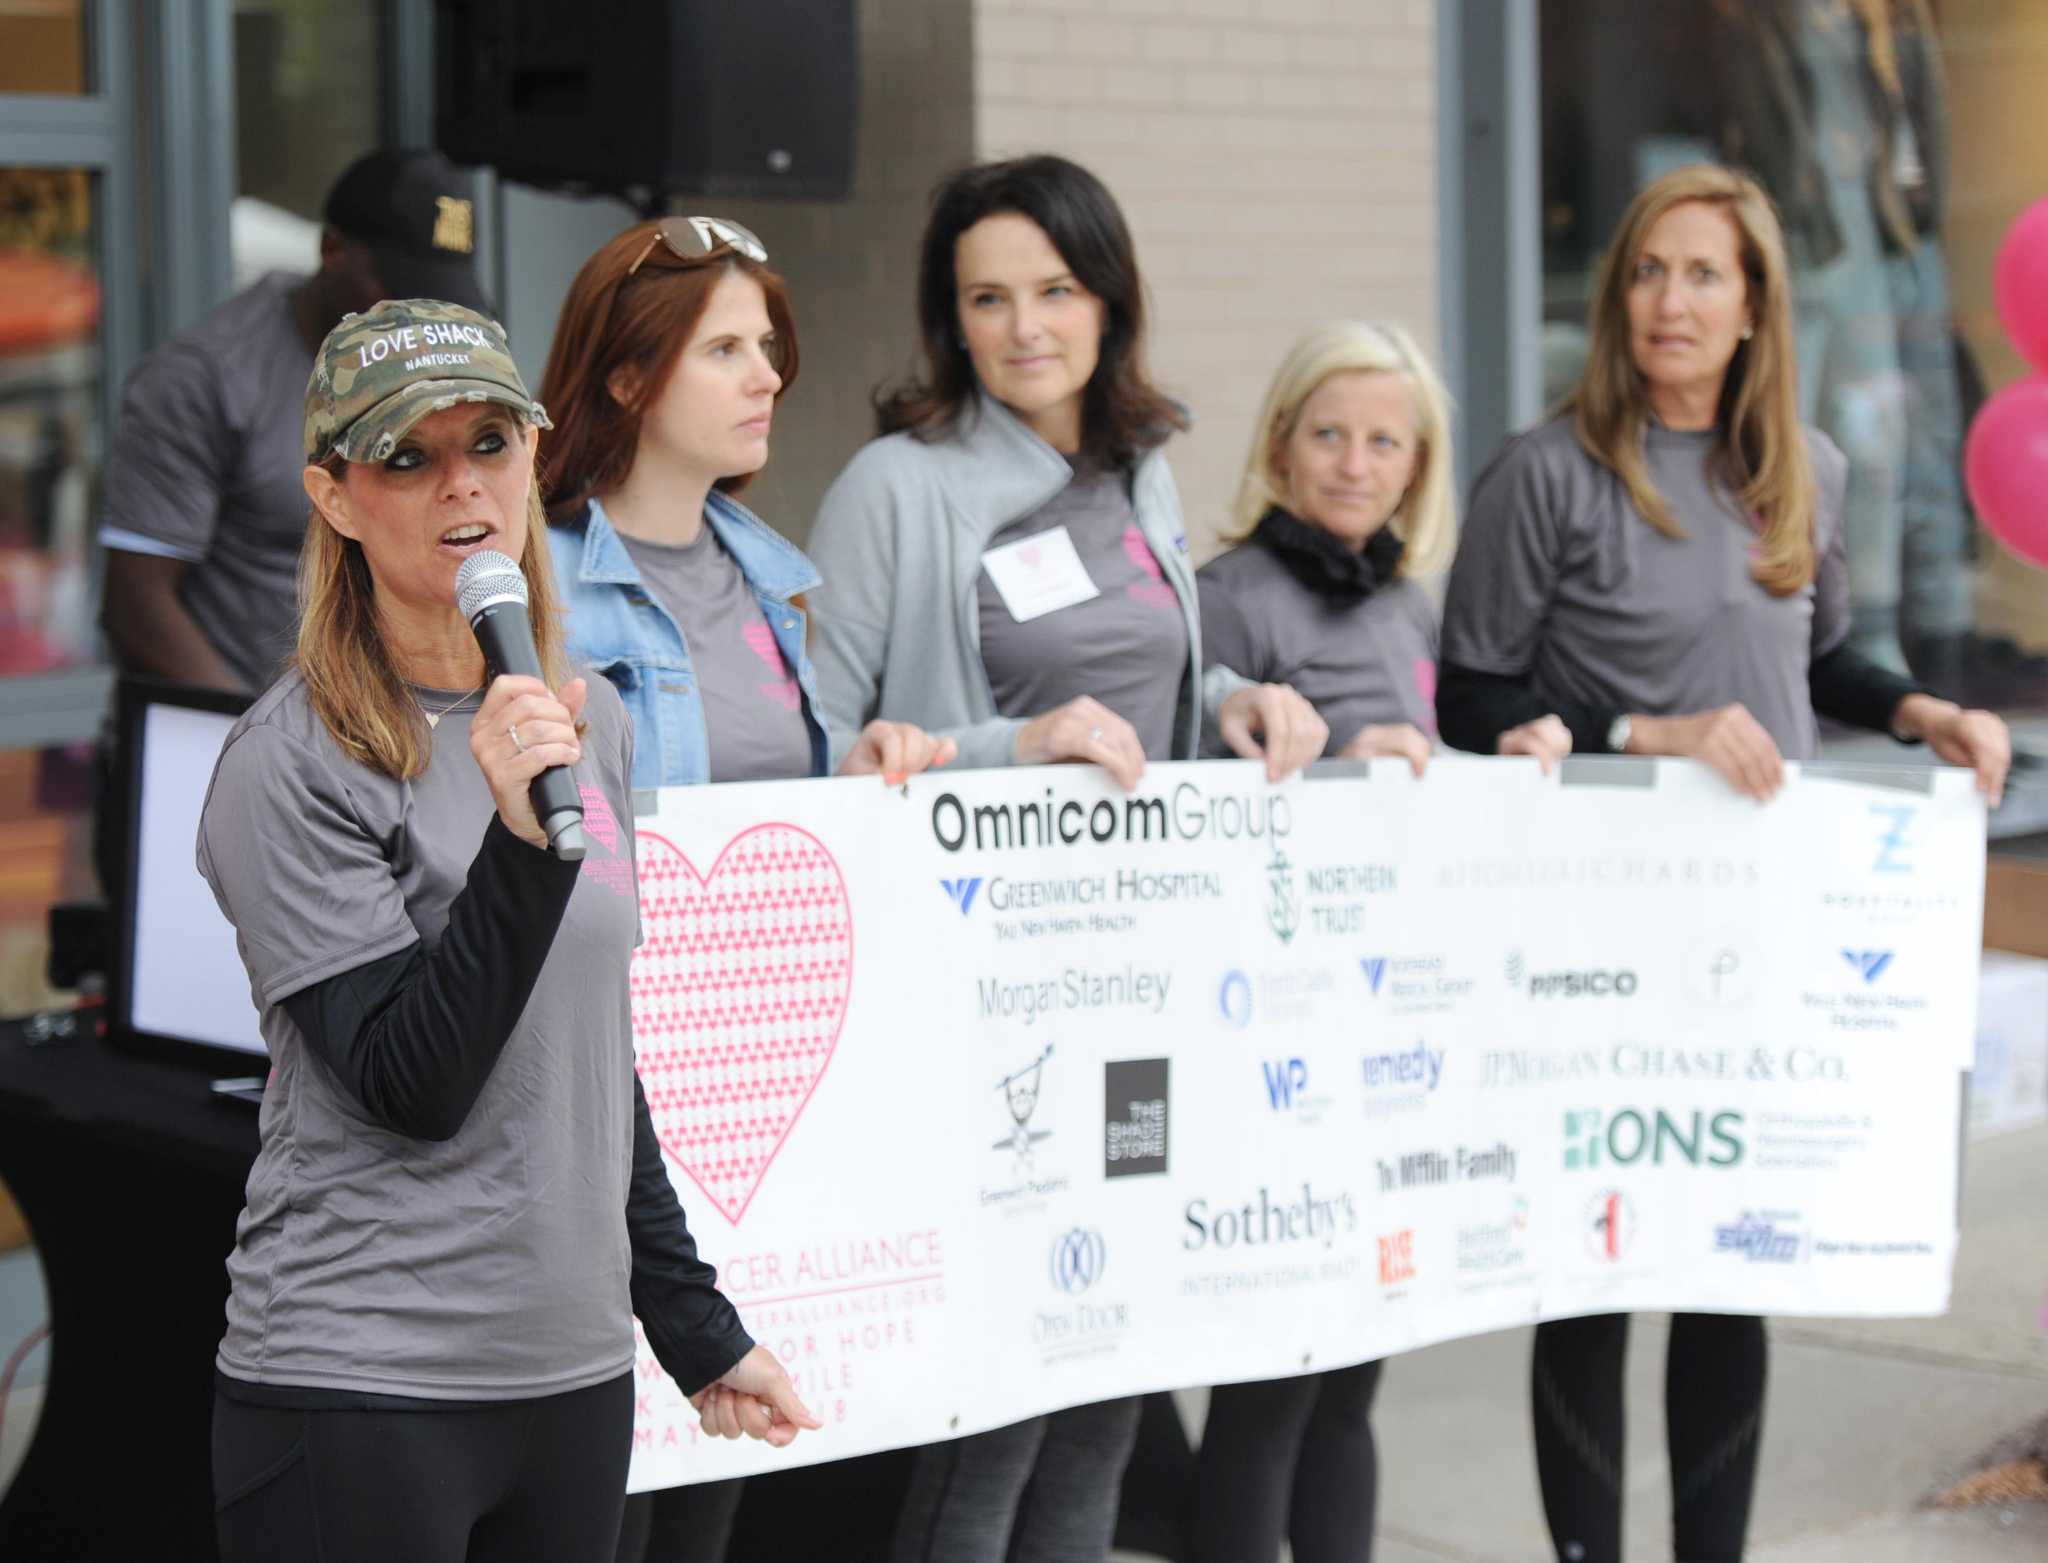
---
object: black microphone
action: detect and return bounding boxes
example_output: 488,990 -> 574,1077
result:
455,549 -> 588,862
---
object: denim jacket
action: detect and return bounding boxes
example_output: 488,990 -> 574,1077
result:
550,492 -> 830,788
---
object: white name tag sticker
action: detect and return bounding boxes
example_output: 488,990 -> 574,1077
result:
980,525 -> 1101,623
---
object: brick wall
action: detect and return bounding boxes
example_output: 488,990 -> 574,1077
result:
974,0 -> 1439,561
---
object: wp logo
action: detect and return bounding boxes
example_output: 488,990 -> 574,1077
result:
1261,1057 -> 1309,1110
939,877 -> 983,916
1842,950 -> 1894,984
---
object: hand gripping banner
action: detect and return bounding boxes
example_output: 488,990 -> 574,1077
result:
617,756 -> 1986,1491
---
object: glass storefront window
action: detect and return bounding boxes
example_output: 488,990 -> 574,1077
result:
1541,0 -> 2048,714
0,167 -> 99,678
231,0 -> 384,288
0,0 -> 87,95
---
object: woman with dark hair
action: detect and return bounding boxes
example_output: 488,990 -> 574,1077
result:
806,154 -> 1324,1563
1437,162 -> 2008,1563
537,219 -> 954,1561
198,299 -> 817,1563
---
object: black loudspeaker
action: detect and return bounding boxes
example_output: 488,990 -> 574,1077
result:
433,0 -> 858,205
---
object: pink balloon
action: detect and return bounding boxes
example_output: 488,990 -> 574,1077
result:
1965,375 -> 2048,570
1995,196 -> 2048,373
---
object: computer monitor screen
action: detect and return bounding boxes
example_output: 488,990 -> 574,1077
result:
109,680 -> 264,1065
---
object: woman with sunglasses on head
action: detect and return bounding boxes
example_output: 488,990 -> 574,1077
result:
1437,163 -> 2009,1563
1179,318 -> 1458,1563
537,216 -> 956,1563
198,300 -> 817,1563
805,153 -> 1325,1563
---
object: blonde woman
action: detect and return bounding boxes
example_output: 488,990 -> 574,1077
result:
1197,320 -> 1456,782
1438,164 -> 2007,1563
197,301 -> 814,1563
1174,320 -> 1454,1563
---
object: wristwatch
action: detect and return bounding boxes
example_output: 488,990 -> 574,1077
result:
1606,714 -> 1633,755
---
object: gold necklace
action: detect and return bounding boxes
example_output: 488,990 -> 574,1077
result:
417,683 -> 482,729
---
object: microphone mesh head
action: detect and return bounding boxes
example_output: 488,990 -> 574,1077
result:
455,550 -> 529,621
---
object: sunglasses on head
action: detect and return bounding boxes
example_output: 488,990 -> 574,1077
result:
626,215 -> 769,274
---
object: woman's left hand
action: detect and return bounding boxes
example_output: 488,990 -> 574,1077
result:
1899,695 -> 2011,808
1219,684 -> 1329,782
837,721 -> 958,784
688,1344 -> 823,1448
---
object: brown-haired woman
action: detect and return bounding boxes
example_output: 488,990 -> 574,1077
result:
198,299 -> 816,1563
537,220 -> 955,1560
806,153 -> 1325,1563
1437,164 -> 2008,1562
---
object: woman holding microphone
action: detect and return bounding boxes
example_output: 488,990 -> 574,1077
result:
806,153 -> 1325,1563
536,216 -> 953,1561
1437,163 -> 2009,1563
199,300 -> 815,1563
1182,317 -> 1458,1563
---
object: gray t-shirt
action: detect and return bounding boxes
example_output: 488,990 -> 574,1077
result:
975,466 -> 1190,761
98,273 -> 315,693
1442,416 -> 1850,761
1197,542 -> 1439,754
197,671 -> 646,1399
616,524 -> 813,784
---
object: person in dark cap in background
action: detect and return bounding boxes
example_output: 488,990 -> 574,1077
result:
97,147 -> 489,696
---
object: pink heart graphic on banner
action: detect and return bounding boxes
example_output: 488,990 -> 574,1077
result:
630,825 -> 853,1224
1018,543 -> 1043,569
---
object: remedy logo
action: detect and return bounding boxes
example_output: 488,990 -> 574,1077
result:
1360,957 -> 1389,996
1841,949 -> 1894,985
1870,804 -> 1917,875
940,877 -> 983,917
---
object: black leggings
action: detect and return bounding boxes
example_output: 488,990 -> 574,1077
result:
615,1479 -> 746,1563
1531,1314 -> 1767,1563
1185,1360 -> 1382,1563
212,1373 -> 633,1563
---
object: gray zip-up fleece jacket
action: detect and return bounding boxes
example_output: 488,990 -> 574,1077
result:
806,394 -> 1249,771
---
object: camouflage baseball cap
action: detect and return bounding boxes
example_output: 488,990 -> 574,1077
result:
304,298 -> 551,463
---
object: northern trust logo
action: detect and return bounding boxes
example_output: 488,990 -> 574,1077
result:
1842,949 -> 1894,984
940,877 -> 983,916
1266,849 -> 1299,944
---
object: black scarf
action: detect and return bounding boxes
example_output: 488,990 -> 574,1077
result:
1251,506 -> 1405,602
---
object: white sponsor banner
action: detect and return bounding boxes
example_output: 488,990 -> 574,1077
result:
620,757 -> 1984,1491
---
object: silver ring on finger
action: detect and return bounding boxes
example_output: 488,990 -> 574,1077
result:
1089,726 -> 1104,742
508,722 -> 526,754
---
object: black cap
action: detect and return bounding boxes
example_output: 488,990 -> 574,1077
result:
324,148 -> 490,314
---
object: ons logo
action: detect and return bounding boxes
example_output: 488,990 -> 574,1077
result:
939,877 -> 983,916
1049,1227 -> 1106,1295
1842,949 -> 1894,985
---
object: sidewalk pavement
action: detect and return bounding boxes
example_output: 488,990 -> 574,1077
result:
1124,1119 -> 2048,1562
